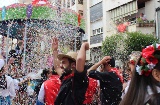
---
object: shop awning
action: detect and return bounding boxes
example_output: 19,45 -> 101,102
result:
110,1 -> 138,21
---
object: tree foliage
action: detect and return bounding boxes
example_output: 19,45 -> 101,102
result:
102,32 -> 158,61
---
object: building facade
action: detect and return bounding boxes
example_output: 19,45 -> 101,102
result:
86,0 -> 160,63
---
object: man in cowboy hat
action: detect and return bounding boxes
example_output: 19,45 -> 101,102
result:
52,37 -> 89,105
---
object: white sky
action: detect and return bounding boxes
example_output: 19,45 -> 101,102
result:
0,0 -> 19,8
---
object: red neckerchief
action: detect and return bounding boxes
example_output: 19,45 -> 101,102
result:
110,68 -> 123,83
63,73 -> 74,80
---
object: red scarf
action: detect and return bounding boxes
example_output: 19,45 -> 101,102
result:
110,68 -> 123,83
63,73 -> 74,80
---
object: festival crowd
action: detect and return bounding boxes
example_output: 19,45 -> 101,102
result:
0,37 -> 160,105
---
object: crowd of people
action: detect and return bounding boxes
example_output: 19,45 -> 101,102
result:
0,37 -> 160,105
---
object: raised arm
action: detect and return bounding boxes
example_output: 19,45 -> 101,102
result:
76,42 -> 89,72
87,56 -> 111,73
52,37 -> 62,76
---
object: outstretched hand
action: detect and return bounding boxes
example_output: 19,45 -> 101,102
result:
52,37 -> 58,51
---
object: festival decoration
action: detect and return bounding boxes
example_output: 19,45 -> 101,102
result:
2,6 -> 6,20
117,22 -> 130,33
0,3 -> 85,29
129,56 -> 137,65
32,0 -> 47,5
0,2 -> 85,73
136,43 -> 160,76
26,4 -> 33,18
117,23 -> 126,32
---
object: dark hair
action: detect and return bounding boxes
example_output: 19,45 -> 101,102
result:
0,67 -> 4,73
8,50 -> 17,58
85,63 -> 94,70
41,68 -> 50,80
68,58 -> 76,65
108,57 -> 115,67
52,66 -> 58,75
120,54 -> 160,105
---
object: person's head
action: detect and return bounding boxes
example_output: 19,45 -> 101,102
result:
140,13 -> 144,17
116,66 -> 123,75
8,50 -> 17,64
0,59 -> 5,76
57,52 -> 77,76
103,57 -> 115,71
120,44 -> 160,105
41,68 -> 51,80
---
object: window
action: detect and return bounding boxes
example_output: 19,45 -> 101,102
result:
93,30 -> 96,36
78,0 -> 83,5
90,34 -> 103,44
67,1 -> 70,8
97,28 -> 100,34
78,10 -> 83,16
92,27 -> 103,36
90,2 -> 103,22
138,3 -> 145,9
101,27 -> 103,33
72,0 -> 75,6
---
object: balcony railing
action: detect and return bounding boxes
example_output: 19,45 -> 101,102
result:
128,19 -> 155,27
136,22 -> 155,27
127,22 -> 155,35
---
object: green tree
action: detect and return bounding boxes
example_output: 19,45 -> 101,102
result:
102,32 -> 158,61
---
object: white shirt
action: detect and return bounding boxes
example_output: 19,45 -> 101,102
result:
13,79 -> 20,90
147,86 -> 160,95
121,80 -> 131,98
144,86 -> 160,103
38,83 -> 45,104
0,75 -> 16,99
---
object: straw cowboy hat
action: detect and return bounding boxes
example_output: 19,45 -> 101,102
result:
57,52 -> 77,61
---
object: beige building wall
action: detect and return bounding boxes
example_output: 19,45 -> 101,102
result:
87,0 -> 160,44
86,0 -> 160,61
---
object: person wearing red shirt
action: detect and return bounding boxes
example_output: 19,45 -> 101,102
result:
38,67 -> 61,105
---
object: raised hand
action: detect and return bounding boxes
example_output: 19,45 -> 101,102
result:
100,56 -> 111,65
82,42 -> 89,50
52,37 -> 58,51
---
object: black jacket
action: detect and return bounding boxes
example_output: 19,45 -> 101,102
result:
55,69 -> 88,105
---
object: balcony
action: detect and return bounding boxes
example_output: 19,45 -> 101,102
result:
136,22 -> 155,27
136,21 -> 155,27
106,19 -> 155,37
128,21 -> 155,35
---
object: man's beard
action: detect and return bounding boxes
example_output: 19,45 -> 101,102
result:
60,67 -> 73,80
63,67 -> 72,76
